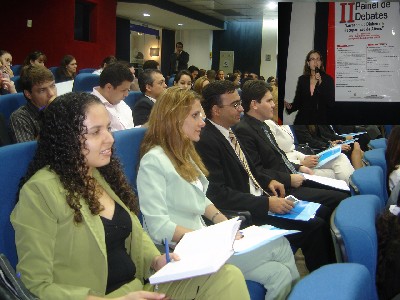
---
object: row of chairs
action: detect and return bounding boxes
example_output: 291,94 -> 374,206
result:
11,64 -> 96,77
0,127 -> 387,299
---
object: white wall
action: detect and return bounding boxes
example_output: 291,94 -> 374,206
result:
176,30 -> 213,70
260,17 -> 278,79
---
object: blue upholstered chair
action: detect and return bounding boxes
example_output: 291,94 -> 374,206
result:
349,166 -> 388,209
112,127 -> 266,299
363,148 -> 387,177
113,127 -> 147,192
78,68 -> 96,74
72,73 -> 100,92
167,75 -> 175,87
0,92 -> 27,125
333,195 -> 381,300
11,64 -> 22,76
0,141 -> 37,268
124,91 -> 143,112
48,66 -> 58,77
384,125 -> 393,138
368,138 -> 387,150
288,263 -> 374,300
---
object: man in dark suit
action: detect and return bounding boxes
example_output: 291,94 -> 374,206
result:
169,42 -> 189,76
196,80 -> 336,272
133,69 -> 167,126
234,80 -> 348,211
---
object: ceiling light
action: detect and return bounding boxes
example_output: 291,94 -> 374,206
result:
267,2 -> 277,10
143,13 -> 150,17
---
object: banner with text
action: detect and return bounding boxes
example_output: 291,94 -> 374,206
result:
335,2 -> 400,102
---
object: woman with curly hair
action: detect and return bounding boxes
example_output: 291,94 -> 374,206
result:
11,92 -> 249,300
376,191 -> 400,300
386,126 -> 400,193
138,87 -> 299,300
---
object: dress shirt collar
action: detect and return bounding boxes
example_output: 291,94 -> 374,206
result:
145,94 -> 157,103
208,119 -> 231,141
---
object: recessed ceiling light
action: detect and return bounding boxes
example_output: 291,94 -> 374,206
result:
143,13 -> 150,17
267,2 -> 277,10
178,23 -> 183,26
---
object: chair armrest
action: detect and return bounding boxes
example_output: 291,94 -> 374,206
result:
203,209 -> 253,229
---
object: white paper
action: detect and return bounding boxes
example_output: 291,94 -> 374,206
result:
302,173 -> 350,191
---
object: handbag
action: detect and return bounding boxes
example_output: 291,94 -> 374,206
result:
0,254 -> 39,300
295,143 -> 315,155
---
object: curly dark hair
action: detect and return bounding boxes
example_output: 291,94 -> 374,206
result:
19,92 -> 139,223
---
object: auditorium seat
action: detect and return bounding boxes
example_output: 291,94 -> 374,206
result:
384,125 -> 393,138
363,148 -> 387,176
368,138 -> 387,150
0,141 -> 37,268
78,68 -> 96,74
48,66 -> 58,77
167,75 -> 175,87
124,91 -> 142,112
72,73 -> 100,92
332,195 -> 380,300
349,166 -> 388,209
11,64 -> 22,76
288,263 -> 374,300
0,93 -> 27,125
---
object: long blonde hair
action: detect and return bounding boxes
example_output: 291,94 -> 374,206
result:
140,86 -> 209,182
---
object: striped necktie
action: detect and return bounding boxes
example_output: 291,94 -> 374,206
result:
262,125 -> 298,174
228,129 -> 270,196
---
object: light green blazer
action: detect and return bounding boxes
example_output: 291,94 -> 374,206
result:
11,167 -> 160,300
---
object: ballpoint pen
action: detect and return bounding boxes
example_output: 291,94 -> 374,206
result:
164,238 -> 171,263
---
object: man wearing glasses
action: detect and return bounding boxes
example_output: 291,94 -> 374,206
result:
196,80 -> 337,273
134,69 -> 167,126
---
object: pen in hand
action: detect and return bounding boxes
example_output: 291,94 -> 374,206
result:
164,238 -> 171,263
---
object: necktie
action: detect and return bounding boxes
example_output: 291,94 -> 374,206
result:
228,130 -> 270,196
262,125 -> 298,174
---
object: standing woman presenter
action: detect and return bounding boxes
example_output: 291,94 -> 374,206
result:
285,50 -> 334,124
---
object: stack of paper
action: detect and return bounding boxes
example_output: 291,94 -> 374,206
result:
268,199 -> 321,221
302,173 -> 350,191
315,145 -> 341,168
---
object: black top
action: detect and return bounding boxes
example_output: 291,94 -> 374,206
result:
101,202 -> 136,294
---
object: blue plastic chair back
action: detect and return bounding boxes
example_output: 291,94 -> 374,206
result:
72,73 -> 100,92
349,166 -> 388,209
288,263 -> 374,300
11,65 -> 22,76
113,127 -> 147,192
333,195 -> 380,300
124,91 -> 143,111
78,68 -> 96,74
0,141 -> 37,268
384,125 -> 393,138
368,138 -> 387,150
167,75 -> 175,87
363,148 -> 387,177
0,93 -> 27,125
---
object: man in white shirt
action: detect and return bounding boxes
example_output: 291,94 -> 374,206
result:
91,62 -> 134,131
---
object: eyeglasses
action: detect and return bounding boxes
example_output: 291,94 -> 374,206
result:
219,100 -> 242,110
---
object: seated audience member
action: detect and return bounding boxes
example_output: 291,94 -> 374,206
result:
138,87 -> 300,300
294,125 -> 364,169
91,62 -> 134,131
266,121 -> 355,184
9,65 -> 56,143
193,76 -> 210,95
173,70 -> 192,90
0,50 -> 14,77
117,60 -> 140,92
386,126 -> 400,193
227,73 -> 241,91
92,55 -> 117,75
206,69 -> 216,83
0,60 -> 17,95
188,65 -> 199,81
195,80 -> 337,272
332,125 -> 371,151
216,70 -> 225,80
142,60 -> 160,70
133,69 -> 167,126
11,92 -> 249,300
376,191 -> 400,300
234,80 -> 349,203
0,113 -> 11,146
198,68 -> 206,78
55,55 -> 77,83
23,51 -> 47,67
249,73 -> 259,80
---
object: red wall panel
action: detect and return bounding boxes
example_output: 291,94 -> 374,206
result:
1,0 -> 117,69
